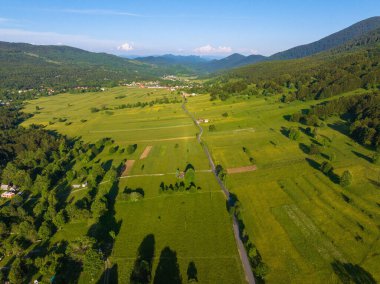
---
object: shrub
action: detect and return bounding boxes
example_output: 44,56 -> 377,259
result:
127,144 -> 138,154
309,144 -> 320,155
320,161 -> 333,174
340,170 -> 352,187
288,127 -> 300,140
209,124 -> 216,132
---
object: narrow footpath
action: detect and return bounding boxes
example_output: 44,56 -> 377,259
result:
182,101 -> 256,284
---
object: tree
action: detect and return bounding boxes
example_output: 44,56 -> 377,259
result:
340,170 -> 352,187
288,127 -> 300,140
8,257 -> 25,284
184,168 -> 195,188
320,161 -> 333,175
329,152 -> 336,162
127,144 -> 138,154
309,144 -> 320,155
83,248 -> 103,282
91,197 -> 107,219
38,221 -> 53,241
372,152 -> 379,164
0,222 -> 8,236
254,262 -> 269,280
53,210 -> 67,229
17,221 -> 38,242
208,124 -> 216,132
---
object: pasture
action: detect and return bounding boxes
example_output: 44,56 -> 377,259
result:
22,87 -> 245,283
186,90 -> 380,283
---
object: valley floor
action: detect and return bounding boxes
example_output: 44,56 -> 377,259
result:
21,87 -> 380,283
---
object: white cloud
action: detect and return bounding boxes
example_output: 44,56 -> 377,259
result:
58,9 -> 143,17
117,42 -> 134,51
194,44 -> 232,54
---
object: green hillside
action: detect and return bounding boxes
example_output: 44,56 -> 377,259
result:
0,42 -> 163,89
270,16 -> 380,60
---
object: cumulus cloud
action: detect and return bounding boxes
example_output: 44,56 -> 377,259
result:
117,42 -> 134,51
194,44 -> 232,54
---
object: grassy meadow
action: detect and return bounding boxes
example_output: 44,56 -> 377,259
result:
186,89 -> 380,283
22,87 -> 245,283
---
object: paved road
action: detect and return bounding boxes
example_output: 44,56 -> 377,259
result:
182,102 -> 256,284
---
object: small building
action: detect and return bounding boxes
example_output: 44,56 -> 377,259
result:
1,191 -> 15,199
178,172 -> 185,179
72,182 -> 88,189
197,118 -> 209,124
9,185 -> 19,192
0,184 -> 8,191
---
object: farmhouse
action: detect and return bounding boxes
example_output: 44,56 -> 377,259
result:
1,184 -> 8,191
72,181 -> 88,189
197,118 -> 209,124
1,191 -> 15,199
1,183 -> 19,191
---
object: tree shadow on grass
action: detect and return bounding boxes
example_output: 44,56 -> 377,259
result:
352,151 -> 372,163
102,159 -> 113,172
305,158 -> 320,171
185,163 -> 195,172
331,260 -> 376,284
299,143 -> 309,154
187,261 -> 198,282
124,186 -> 145,197
97,263 -> 118,284
153,247 -> 182,284
87,163 -> 124,257
367,178 -> 380,188
280,126 -> 289,138
328,122 -> 349,136
130,234 -> 155,283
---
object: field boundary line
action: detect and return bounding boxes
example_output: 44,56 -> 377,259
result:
89,123 -> 193,133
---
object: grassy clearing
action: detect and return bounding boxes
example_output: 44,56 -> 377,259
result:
186,90 -> 380,283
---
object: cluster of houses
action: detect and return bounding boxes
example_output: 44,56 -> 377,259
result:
1,183 -> 22,199
0,100 -> 11,106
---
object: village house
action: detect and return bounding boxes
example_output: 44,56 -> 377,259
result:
1,191 -> 15,199
72,181 -> 88,189
1,184 -> 8,191
197,118 -> 209,124
1,183 -> 19,191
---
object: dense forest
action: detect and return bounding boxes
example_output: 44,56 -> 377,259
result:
289,91 -> 380,148
0,104 -> 122,283
204,38 -> 380,102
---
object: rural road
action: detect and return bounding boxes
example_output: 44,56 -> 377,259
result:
182,101 -> 256,284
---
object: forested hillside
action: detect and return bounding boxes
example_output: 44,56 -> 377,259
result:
0,42 -> 163,89
270,16 -> 380,60
213,39 -> 380,102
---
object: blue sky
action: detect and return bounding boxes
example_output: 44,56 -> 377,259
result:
0,0 -> 379,56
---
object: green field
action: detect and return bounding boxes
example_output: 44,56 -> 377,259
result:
186,90 -> 380,283
22,87 -> 380,283
22,87 -> 245,283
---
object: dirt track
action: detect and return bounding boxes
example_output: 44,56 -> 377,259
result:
227,165 -> 257,174
139,146 -> 153,159
121,160 -> 135,176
